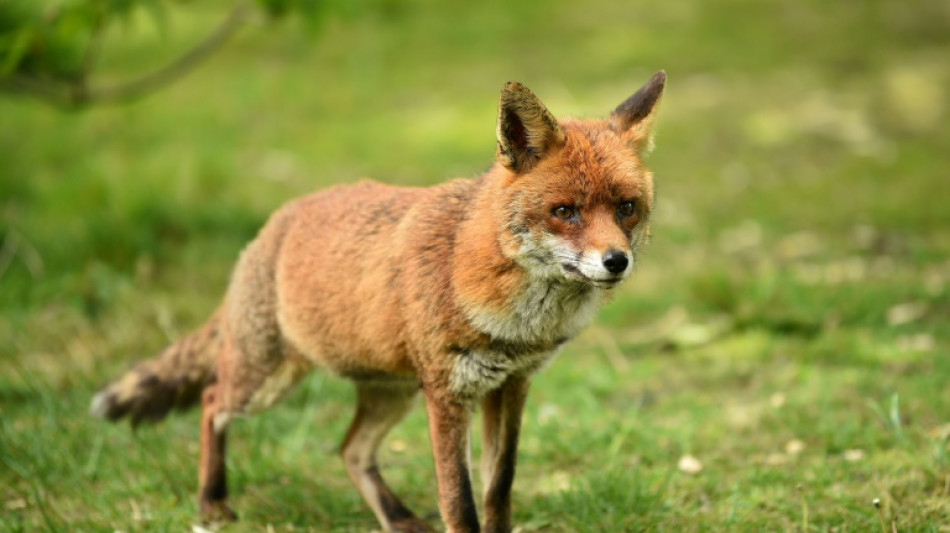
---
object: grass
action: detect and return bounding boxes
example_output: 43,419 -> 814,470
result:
2,0 -> 949,530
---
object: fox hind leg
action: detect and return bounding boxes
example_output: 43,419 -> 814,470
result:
341,380 -> 432,533
198,384 -> 237,523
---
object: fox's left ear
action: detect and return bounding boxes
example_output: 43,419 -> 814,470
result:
496,82 -> 566,174
610,70 -> 666,153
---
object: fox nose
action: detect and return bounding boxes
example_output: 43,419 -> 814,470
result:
602,250 -> 629,274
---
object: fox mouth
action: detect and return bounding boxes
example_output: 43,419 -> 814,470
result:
560,263 -> 624,288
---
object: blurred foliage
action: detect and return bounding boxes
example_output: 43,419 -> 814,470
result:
0,0 -> 329,108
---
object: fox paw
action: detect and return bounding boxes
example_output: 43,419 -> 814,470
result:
389,517 -> 435,533
199,500 -> 238,524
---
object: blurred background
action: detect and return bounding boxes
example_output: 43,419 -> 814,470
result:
1,0 -> 948,530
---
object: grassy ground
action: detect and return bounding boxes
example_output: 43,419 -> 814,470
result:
2,0 -> 950,531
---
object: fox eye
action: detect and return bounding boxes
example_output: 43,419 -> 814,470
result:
617,201 -> 636,217
552,205 -> 575,220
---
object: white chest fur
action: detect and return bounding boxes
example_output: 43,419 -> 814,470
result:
448,347 -> 557,399
452,277 -> 604,398
464,277 -> 604,345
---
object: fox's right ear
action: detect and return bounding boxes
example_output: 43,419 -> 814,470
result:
610,70 -> 666,153
496,82 -> 565,174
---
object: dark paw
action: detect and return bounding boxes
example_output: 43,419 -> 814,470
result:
199,499 -> 238,524
389,517 -> 436,533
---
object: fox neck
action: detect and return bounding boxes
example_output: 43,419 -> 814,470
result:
451,167 -> 605,346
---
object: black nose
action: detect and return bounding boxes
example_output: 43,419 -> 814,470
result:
602,250 -> 629,274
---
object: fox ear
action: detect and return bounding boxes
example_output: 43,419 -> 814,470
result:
610,70 -> 666,153
496,82 -> 565,174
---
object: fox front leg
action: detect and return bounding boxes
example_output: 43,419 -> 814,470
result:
480,377 -> 529,533
423,387 -> 480,533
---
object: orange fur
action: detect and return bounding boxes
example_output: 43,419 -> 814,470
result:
92,71 -> 667,533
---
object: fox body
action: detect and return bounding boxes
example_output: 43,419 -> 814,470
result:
92,72 -> 666,533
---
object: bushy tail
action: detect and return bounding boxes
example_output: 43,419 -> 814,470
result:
90,308 -> 224,426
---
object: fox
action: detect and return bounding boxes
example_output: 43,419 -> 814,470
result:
90,71 -> 666,533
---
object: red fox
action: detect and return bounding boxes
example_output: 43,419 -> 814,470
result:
91,71 -> 666,533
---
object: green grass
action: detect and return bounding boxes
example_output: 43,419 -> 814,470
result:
2,0 -> 949,530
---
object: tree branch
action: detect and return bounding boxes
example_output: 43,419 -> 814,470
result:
79,2 -> 251,106
0,75 -> 75,110
0,2 -> 252,110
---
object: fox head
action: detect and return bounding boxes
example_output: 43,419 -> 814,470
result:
494,71 -> 666,288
